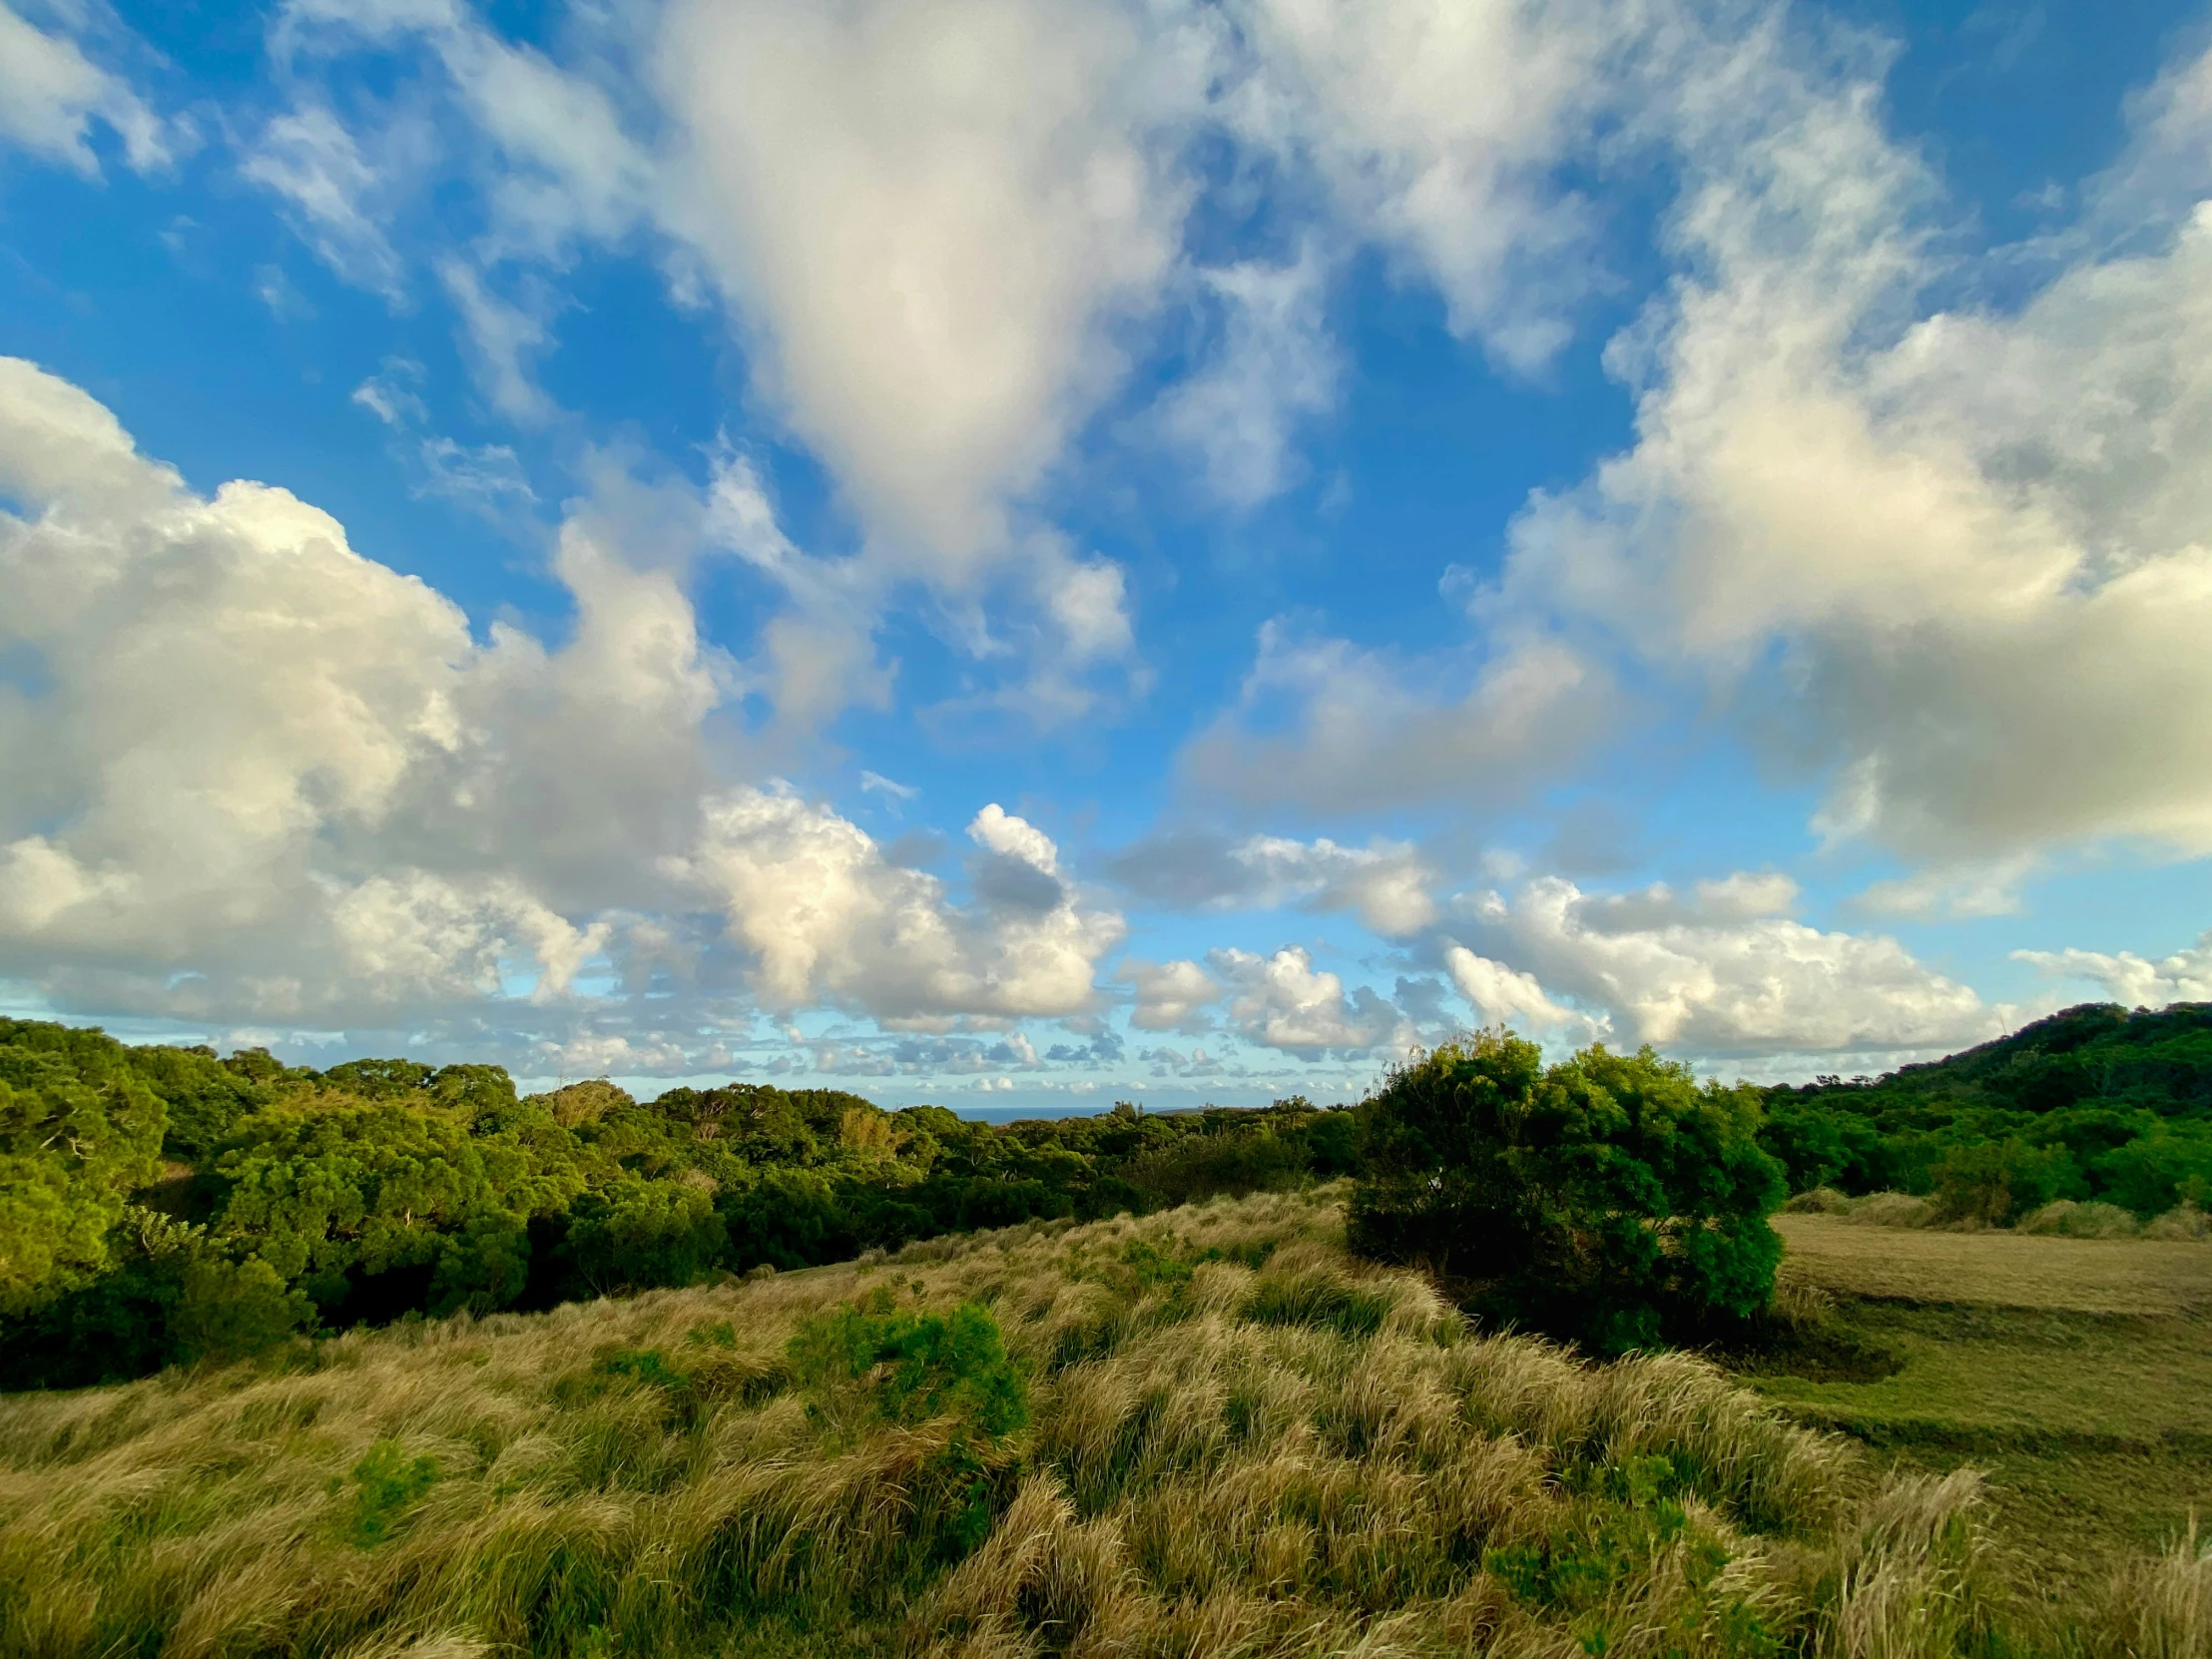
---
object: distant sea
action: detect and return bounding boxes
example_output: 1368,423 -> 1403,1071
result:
951,1102 -> 1138,1123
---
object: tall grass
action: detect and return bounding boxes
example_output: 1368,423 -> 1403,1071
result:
1785,1188 -> 2212,1240
0,1191 -> 2187,1658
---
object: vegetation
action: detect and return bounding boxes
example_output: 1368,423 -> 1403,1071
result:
1760,1002 -> 2212,1223
6,1190 -> 2203,1659
1350,1033 -> 1787,1353
1741,1212 -> 2212,1612
0,1019 -> 1353,1388
12,1002 -> 2209,1385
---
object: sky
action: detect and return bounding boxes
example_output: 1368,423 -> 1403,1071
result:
4,0 -> 2212,1113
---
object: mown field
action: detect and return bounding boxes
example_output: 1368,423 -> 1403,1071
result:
1739,1214 -> 2212,1608
3,1191 -> 2207,1659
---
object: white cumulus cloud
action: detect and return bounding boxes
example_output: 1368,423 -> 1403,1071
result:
1211,944 -> 1407,1054
1123,957 -> 1219,1033
1454,874 -> 1999,1057
1492,26 -> 2212,865
0,356 -> 1126,1055
2015,933 -> 2212,1008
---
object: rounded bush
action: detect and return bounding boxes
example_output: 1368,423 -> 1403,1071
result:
1347,1032 -> 1786,1354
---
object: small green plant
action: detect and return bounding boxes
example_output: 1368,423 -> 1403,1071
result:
333,1438 -> 438,1547
1488,1453 -> 1773,1657
1119,1238 -> 1194,1294
788,1291 -> 1027,1438
594,1345 -> 691,1390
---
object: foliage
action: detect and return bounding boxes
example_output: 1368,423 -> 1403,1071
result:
788,1291 -> 1027,1439
1349,1032 -> 1787,1353
0,1019 -> 1361,1387
335,1439 -> 439,1548
0,1190 -> 2177,1658
10,1001 -> 2208,1387
1762,1002 -> 2212,1220
0,1021 -> 166,1315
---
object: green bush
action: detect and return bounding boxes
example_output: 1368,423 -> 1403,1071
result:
2093,1128 -> 2212,1218
1348,1033 -> 1786,1354
336,1439 -> 439,1547
563,1176 -> 727,1295
788,1292 -> 1027,1438
1932,1138 -> 2084,1225
171,1255 -> 313,1365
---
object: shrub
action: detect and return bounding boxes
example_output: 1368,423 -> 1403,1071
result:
1782,1187 -> 1853,1214
1126,1127 -> 1309,1206
788,1291 -> 1027,1438
1348,1033 -> 1786,1353
563,1176 -> 727,1295
336,1438 -> 439,1547
2017,1199 -> 2141,1239
1933,1138 -> 2085,1225
171,1255 -> 313,1365
2143,1202 -> 2211,1241
2094,1129 -> 2212,1218
1838,1191 -> 1938,1229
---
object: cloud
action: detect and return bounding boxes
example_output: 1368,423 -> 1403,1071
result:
352,358 -> 429,427
859,771 -> 918,804
702,450 -> 895,735
1443,946 -> 1591,1037
1453,874 -> 1999,1056
270,0 -> 656,264
1851,858 -> 2036,921
0,356 -> 1124,1049
2014,933 -> 2212,1007
654,0 -> 1210,568
242,103 -> 412,296
1180,621 -> 1612,817
1155,245 -> 1340,507
1123,957 -> 1218,1033
414,436 -> 535,510
1229,0 -> 1625,371
1211,944 -> 1407,1054
0,2 -> 169,174
439,259 -> 557,422
1489,25 -> 2212,864
673,790 -> 1121,1028
1109,829 -> 1437,936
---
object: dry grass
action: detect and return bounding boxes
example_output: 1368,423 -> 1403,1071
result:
1773,1215 -> 2212,1317
0,1192 -> 2185,1658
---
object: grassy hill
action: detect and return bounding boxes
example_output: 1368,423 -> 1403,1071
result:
3,1190 -> 2203,1659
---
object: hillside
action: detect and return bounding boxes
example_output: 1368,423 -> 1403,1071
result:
1779,1002 -> 2212,1118
8,1189 -> 2192,1659
1759,1003 -> 2212,1218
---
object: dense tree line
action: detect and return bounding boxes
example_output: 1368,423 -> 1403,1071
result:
1756,1001 -> 2212,1223
0,1018 -> 1353,1387
7,1001 -> 2207,1388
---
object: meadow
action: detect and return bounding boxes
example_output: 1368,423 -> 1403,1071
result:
1740,1214 -> 2212,1612
4,1190 -> 2208,1659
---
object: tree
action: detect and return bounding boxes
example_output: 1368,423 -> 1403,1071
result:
0,1023 -> 166,1315
1348,1033 -> 1787,1353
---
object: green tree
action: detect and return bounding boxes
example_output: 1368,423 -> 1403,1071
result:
0,1023 -> 167,1315
1349,1033 -> 1787,1353
562,1176 -> 727,1294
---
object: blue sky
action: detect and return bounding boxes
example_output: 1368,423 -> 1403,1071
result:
4,0 -> 2212,1111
